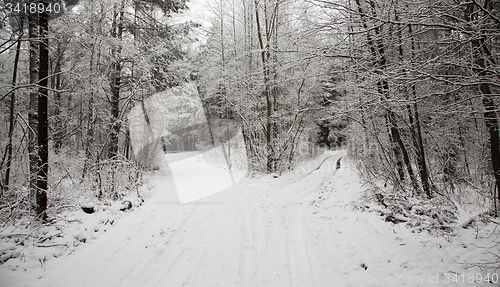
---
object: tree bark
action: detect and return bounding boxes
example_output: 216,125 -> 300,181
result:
109,1 -> 124,160
36,8 -> 49,221
368,1 -> 415,190
254,0 -> 274,172
82,94 -> 94,179
28,13 -> 39,206
3,33 -> 22,194
355,0 -> 407,186
407,23 -> 431,197
394,12 -> 420,194
51,37 -> 66,153
465,2 -> 500,208
413,100 -> 431,197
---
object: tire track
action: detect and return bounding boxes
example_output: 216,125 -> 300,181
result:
247,154 -> 341,286
279,155 -> 341,287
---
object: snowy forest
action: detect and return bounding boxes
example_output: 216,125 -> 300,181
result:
1,0 -> 500,286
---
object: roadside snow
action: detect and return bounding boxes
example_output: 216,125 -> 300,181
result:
0,173 -> 153,287
301,159 -> 499,286
0,151 -> 498,287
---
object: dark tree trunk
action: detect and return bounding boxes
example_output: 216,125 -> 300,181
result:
385,110 -> 405,182
82,95 -> 94,179
28,13 -> 39,205
408,23 -> 431,197
109,2 -> 124,160
3,34 -> 22,194
395,13 -> 422,195
124,127 -> 130,160
465,3 -> 500,209
355,0 -> 407,186
369,2 -> 415,191
413,101 -> 431,197
387,109 -> 417,191
51,38 -> 66,153
36,9 -> 49,221
480,82 -> 500,206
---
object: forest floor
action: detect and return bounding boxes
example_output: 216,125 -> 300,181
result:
0,151 -> 499,287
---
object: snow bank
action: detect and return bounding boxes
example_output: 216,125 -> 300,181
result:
301,158 -> 499,286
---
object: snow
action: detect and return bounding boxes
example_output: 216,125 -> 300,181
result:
1,151 -> 498,286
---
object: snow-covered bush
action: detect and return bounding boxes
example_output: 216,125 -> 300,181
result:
0,148 -> 149,268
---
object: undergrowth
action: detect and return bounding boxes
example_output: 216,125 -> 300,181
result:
0,149 -> 148,265
349,182 -> 500,272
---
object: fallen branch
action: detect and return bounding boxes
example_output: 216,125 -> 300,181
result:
36,243 -> 68,248
0,233 -> 28,239
454,209 -> 490,229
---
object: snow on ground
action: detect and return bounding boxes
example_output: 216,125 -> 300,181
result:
0,177 -> 152,287
1,151 -> 498,286
301,158 -> 499,286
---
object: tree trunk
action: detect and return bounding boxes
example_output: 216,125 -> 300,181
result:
388,110 -> 417,191
109,2 -> 124,160
407,23 -> 431,197
413,100 -> 431,197
369,2 -> 415,191
220,0 -> 225,65
124,126 -> 130,160
51,38 -> 65,153
355,0 -> 407,185
385,111 -> 405,182
36,9 -> 49,221
394,13 -> 420,194
82,94 -> 94,179
28,13 -> 39,206
254,0 -> 274,172
465,3 -> 500,209
479,77 -> 500,206
3,34 -> 22,194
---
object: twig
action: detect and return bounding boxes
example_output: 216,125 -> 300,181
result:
0,233 -> 28,239
489,219 -> 500,225
455,209 -> 491,229
36,243 -> 68,248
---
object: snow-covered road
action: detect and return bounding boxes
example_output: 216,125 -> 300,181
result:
34,152 -> 496,287
37,154 -> 340,287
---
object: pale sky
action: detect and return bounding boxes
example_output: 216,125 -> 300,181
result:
170,0 -> 215,45
185,0 -> 214,28
170,0 -> 214,28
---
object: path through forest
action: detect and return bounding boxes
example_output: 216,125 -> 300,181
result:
35,152 -> 493,287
